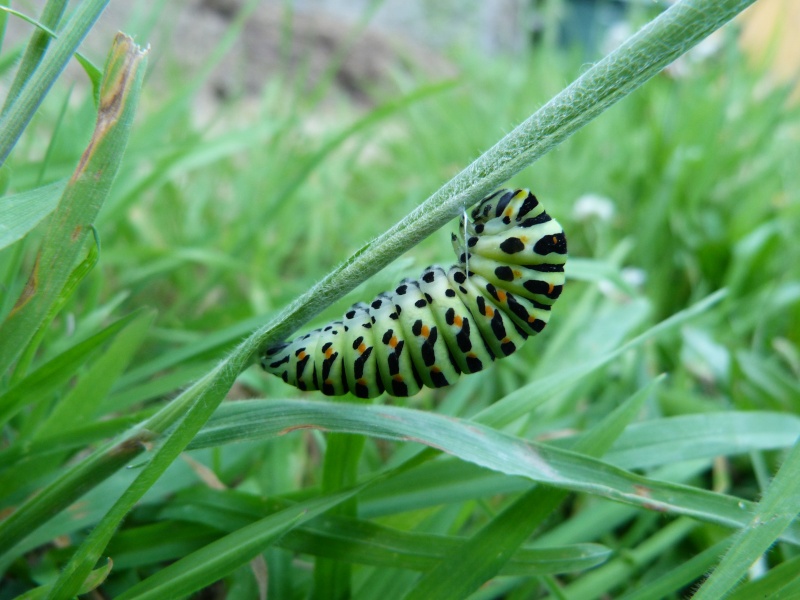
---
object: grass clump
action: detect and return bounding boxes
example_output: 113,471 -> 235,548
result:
1,0 -> 799,598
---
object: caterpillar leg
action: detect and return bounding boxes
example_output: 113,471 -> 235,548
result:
368,292 -> 424,397
312,321 -> 349,396
482,281 -> 552,336
392,277 -> 460,389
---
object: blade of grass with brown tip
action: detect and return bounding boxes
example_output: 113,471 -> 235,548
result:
0,33 -> 148,376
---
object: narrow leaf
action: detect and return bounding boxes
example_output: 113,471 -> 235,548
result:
0,309 -> 146,428
116,490 -> 363,600
0,0 -> 108,162
0,179 -> 65,250
0,31 -> 147,375
404,377 -> 659,599
192,398 -> 800,544
693,439 -> 800,599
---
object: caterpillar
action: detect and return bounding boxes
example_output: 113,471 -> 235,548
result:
262,188 -> 567,398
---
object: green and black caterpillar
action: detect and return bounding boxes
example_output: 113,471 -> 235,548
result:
262,188 -> 567,398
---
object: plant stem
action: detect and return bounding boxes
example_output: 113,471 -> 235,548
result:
247,0 -> 756,355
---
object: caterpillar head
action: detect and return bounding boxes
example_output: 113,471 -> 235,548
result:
471,189 -> 540,230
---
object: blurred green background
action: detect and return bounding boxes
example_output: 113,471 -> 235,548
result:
2,0 -> 799,598
9,0 -> 794,403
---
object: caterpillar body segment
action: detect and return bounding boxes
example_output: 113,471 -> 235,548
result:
342,303 -> 383,398
262,188 -> 567,398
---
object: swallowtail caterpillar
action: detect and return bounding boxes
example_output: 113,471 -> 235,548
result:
262,188 -> 567,397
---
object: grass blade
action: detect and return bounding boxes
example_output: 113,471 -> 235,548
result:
0,0 -> 69,117
0,430 -> 151,564
0,309 -> 146,429
563,517 -> 699,599
156,489 -> 610,576
693,439 -> 800,599
617,539 -> 732,600
605,412 -> 800,469
404,377 -> 661,599
36,309 -> 154,436
192,398 -> 800,544
0,32 -> 147,375
725,555 -> 800,600
0,179 -> 65,250
0,0 -> 108,163
116,489 -> 364,600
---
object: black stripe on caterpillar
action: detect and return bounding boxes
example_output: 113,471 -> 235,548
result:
261,188 -> 567,398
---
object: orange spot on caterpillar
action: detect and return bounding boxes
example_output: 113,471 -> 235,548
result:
504,208 -> 513,217
513,270 -> 521,278
496,290 -> 507,302
389,336 -> 398,348
358,343 -> 367,353
552,235 -> 558,244
421,325 -> 430,337
357,378 -> 367,386
392,374 -> 403,382
453,315 -> 463,327
485,306 -> 494,317
431,366 -> 441,373
324,347 -> 334,358
297,351 -> 307,360
548,283 -> 554,294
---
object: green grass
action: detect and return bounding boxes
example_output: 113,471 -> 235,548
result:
2,0 -> 799,598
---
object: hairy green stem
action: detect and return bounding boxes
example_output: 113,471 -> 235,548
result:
246,0 -> 756,357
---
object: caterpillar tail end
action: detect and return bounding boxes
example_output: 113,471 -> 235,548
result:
261,342 -> 289,367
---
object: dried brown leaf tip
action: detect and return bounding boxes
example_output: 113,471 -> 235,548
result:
74,34 -> 149,179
